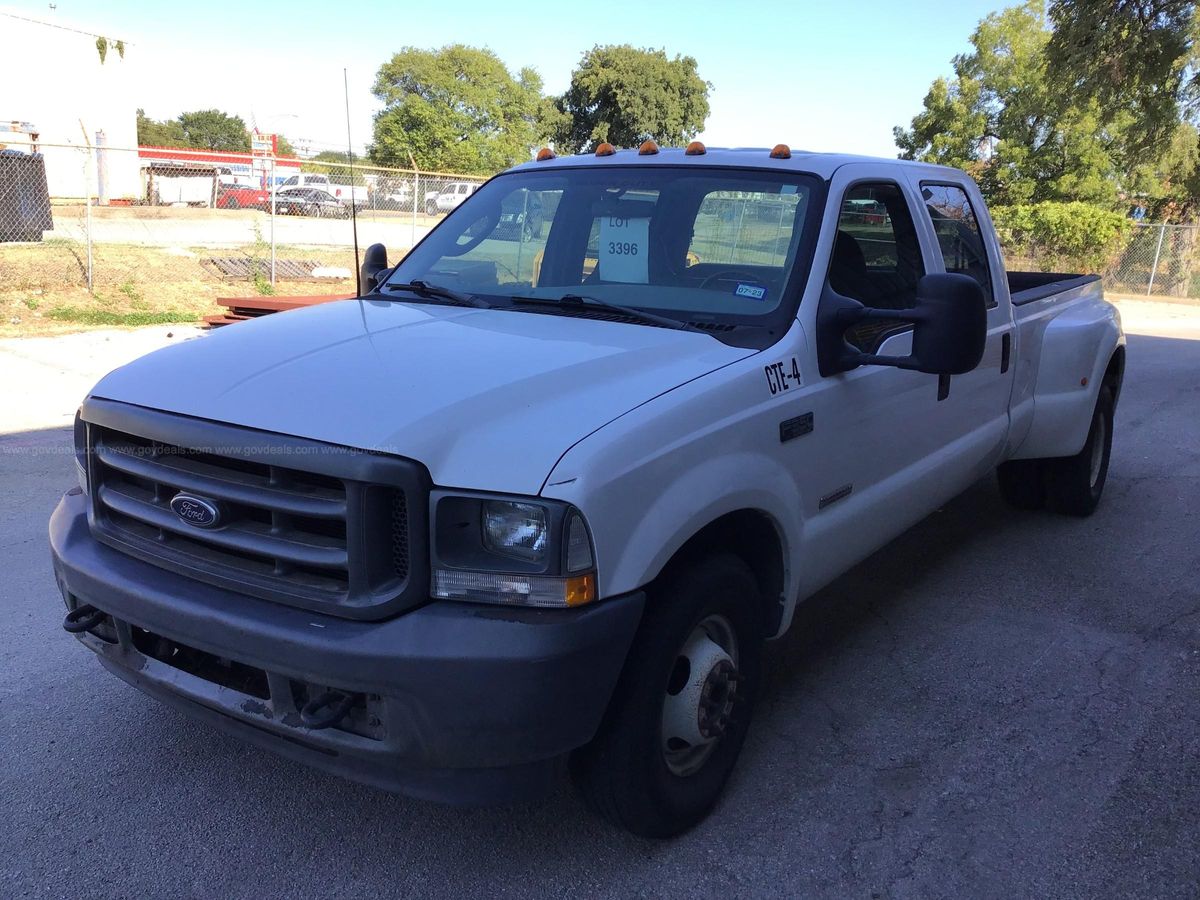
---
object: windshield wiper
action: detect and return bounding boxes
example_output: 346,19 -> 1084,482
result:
380,280 -> 491,309
511,294 -> 704,333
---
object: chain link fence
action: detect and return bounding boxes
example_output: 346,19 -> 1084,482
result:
0,140 -> 487,334
996,222 -> 1200,300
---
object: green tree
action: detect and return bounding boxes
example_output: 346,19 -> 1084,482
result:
894,2 -> 1129,207
1046,0 -> 1197,155
275,134 -> 297,157
137,109 -> 251,152
136,109 -> 186,147
370,45 -> 552,174
554,45 -> 710,153
177,109 -> 251,151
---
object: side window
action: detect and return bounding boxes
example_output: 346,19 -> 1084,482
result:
920,183 -> 995,307
828,181 -> 925,351
282,176 -> 297,187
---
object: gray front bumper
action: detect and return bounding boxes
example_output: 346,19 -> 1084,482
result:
49,489 -> 644,805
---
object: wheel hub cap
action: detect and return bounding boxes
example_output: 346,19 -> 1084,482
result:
661,616 -> 740,776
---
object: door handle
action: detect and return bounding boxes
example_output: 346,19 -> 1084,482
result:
1001,333 -> 1011,374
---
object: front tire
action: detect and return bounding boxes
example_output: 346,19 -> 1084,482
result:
571,554 -> 765,838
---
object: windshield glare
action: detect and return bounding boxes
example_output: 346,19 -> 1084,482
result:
386,166 -> 818,323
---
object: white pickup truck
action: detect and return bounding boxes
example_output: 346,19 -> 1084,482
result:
51,144 -> 1124,837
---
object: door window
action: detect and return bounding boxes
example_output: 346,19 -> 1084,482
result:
919,183 -> 995,307
828,182 -> 925,350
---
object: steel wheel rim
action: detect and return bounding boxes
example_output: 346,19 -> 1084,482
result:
660,614 -> 740,777
1089,409 -> 1107,487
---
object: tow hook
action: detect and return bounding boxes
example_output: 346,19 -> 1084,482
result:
63,604 -> 107,634
300,690 -> 357,730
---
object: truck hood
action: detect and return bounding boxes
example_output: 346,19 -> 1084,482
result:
90,298 -> 753,494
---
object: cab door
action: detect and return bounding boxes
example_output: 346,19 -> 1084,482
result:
793,163 -> 989,596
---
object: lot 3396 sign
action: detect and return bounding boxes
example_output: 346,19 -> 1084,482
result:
599,216 -> 649,283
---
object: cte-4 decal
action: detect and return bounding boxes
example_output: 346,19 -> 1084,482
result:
764,357 -> 803,396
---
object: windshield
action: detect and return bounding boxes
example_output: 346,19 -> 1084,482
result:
385,165 -> 821,326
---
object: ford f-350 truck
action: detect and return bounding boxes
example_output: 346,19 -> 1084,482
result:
50,143 -> 1124,837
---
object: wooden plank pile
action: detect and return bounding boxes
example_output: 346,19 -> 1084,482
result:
204,294 -> 353,328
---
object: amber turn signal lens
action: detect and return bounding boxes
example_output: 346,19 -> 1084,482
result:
685,141 -> 706,155
536,147 -> 556,161
564,573 -> 596,607
595,142 -> 616,157
769,143 -> 792,159
638,140 -> 660,155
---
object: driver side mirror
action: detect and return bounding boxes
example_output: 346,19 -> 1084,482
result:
816,273 -> 987,377
360,243 -> 390,294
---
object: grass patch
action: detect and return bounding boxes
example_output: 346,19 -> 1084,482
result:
46,307 -> 206,327
0,241 -> 363,336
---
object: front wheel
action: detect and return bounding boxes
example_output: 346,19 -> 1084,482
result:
425,200 -> 438,216
571,553 -> 764,837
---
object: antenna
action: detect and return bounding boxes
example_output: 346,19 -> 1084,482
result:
344,67 -> 362,296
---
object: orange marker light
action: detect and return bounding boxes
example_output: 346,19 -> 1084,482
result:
564,573 -> 596,607
685,141 -> 706,155
536,147 -> 556,162
595,142 -> 616,157
770,143 -> 792,159
638,140 -> 660,155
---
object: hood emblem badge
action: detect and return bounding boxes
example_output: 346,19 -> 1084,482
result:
169,493 -> 222,528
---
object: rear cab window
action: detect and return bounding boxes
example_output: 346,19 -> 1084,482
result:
919,183 -> 995,308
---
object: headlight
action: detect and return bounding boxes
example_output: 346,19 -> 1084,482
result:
431,492 -> 596,608
482,501 -> 547,562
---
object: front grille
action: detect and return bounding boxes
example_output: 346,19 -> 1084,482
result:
83,399 -> 429,619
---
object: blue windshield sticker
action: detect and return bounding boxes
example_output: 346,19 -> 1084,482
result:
734,283 -> 767,301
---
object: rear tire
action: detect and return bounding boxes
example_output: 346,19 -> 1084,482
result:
571,554 -> 765,838
1044,386 -> 1114,517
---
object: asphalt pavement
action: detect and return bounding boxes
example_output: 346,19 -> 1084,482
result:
1,301 -> 1197,898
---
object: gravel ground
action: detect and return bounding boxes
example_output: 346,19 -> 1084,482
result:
1,301 -> 1197,898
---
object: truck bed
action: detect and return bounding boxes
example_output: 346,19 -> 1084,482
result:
1008,271 -> 1101,306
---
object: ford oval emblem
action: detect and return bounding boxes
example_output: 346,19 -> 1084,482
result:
169,493 -> 221,528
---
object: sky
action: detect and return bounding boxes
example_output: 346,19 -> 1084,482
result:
4,0 -> 1006,160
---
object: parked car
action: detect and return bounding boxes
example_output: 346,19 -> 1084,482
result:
373,179 -> 413,211
425,181 -> 478,216
274,173 -> 365,208
52,146 -> 1124,839
273,187 -> 347,218
216,183 -> 269,211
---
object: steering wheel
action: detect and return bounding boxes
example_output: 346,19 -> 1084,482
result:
698,269 -> 758,290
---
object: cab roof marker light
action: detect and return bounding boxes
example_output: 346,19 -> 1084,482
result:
595,142 -> 616,157
685,141 -> 706,156
638,140 -> 660,155
536,147 -> 556,161
770,143 -> 792,159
